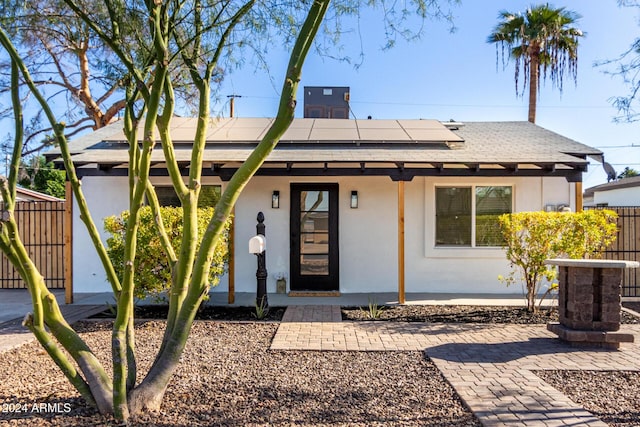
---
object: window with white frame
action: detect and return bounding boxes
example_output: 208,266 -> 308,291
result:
435,185 -> 512,247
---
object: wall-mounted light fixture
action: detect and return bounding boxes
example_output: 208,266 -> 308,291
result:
350,191 -> 358,209
272,191 -> 280,209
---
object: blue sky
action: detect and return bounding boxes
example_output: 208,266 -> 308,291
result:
214,1 -> 640,190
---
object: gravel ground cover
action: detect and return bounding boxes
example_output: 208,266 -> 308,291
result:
2,305 -> 640,426
343,304 -> 640,324
0,321 -> 480,427
342,305 -> 559,323
535,370 -> 640,427
92,304 -> 640,324
91,305 -> 287,321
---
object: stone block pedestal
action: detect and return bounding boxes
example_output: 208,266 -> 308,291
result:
546,322 -> 634,350
545,258 -> 639,349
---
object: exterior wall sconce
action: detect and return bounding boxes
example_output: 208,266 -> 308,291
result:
272,191 -> 280,209
350,191 -> 358,209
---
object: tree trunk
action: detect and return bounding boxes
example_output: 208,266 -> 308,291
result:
528,52 -> 539,123
126,0 -> 331,416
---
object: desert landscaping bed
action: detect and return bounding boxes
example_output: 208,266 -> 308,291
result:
535,370 -> 640,427
0,321 -> 480,426
91,304 -> 640,324
90,304 -> 287,321
1,305 -> 640,426
342,304 -> 640,324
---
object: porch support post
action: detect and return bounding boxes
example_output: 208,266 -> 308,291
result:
575,182 -> 583,212
397,181 -> 405,304
228,208 -> 235,304
64,181 -> 73,304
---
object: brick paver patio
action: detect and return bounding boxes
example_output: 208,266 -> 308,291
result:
272,305 -> 640,427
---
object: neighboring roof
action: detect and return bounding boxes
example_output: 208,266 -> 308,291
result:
584,175 -> 640,198
15,187 -> 64,202
47,118 -> 601,182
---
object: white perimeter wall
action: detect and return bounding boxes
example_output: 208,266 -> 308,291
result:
594,187 -> 640,206
72,176 -> 129,293
72,174 -> 575,295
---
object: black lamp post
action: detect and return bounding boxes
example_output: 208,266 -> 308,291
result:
255,212 -> 268,309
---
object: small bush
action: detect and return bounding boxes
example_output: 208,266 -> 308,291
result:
104,206 -> 231,300
360,297 -> 385,319
498,210 -> 618,312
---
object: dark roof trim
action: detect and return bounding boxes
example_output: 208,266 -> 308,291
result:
75,164 -> 583,182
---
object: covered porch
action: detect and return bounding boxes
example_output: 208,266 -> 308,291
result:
47,118 -> 599,301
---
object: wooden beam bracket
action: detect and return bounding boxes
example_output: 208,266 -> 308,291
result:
466,163 -> 480,173
500,163 -> 519,173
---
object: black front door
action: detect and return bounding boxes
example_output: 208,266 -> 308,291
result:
290,184 -> 339,291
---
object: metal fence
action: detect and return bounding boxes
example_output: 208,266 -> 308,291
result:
587,206 -> 640,297
0,201 -> 66,289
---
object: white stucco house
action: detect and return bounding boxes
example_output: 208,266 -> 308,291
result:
47,118 -> 602,302
583,176 -> 640,207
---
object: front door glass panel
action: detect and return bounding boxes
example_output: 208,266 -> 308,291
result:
290,185 -> 339,291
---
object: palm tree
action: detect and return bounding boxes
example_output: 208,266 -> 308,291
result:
488,4 -> 584,123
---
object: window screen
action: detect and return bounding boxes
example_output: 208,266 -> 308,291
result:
475,186 -> 512,247
435,187 -> 471,246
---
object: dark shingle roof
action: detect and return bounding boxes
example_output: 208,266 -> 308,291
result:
452,121 -> 601,161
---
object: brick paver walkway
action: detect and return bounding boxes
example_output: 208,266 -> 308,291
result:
273,306 -> 640,427
281,305 -> 342,322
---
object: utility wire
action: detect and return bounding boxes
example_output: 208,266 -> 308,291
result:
595,144 -> 640,149
223,94 -> 617,110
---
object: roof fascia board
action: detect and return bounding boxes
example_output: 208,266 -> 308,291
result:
75,165 -> 583,182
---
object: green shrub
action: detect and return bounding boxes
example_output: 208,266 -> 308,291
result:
498,210 -> 618,312
104,206 -> 231,300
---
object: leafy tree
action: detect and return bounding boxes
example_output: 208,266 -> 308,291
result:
488,4 -> 584,123
617,166 -> 639,180
17,156 -> 65,198
0,0 -> 282,155
0,0 -> 134,155
0,0 -> 458,422
498,210 -> 618,312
